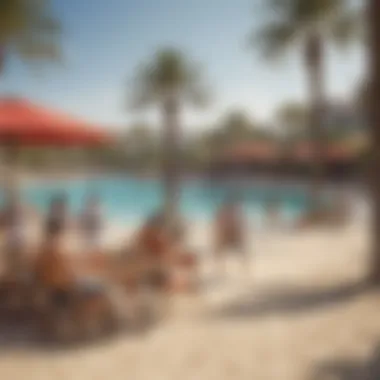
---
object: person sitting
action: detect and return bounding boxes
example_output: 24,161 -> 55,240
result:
45,194 -> 70,241
79,193 -> 103,253
131,213 -> 172,288
128,213 -> 199,293
213,197 -> 248,275
34,200 -> 122,341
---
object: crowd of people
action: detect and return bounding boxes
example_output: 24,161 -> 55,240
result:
0,192 -> 251,279
0,191 -> 252,342
0,188 -> 349,342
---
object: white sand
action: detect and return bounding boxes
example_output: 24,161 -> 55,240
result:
1,219 -> 380,380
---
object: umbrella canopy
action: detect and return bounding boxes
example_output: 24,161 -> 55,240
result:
0,98 -> 112,146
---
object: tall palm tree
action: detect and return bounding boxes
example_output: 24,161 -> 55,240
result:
368,0 -> 380,283
0,0 -> 61,72
129,48 -> 208,227
251,0 -> 360,212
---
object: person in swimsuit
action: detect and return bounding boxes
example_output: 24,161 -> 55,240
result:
80,194 -> 103,253
213,198 -> 248,275
119,212 -> 173,295
37,197 -> 107,310
134,213 -> 173,288
45,195 -> 70,239
35,211 -> 115,341
34,195 -> 73,306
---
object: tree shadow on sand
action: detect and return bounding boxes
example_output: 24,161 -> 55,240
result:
208,279 -> 373,320
310,343 -> 380,380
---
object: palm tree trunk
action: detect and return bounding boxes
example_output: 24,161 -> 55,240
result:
162,96 -> 181,229
305,33 -> 325,215
0,47 -> 4,73
368,0 -> 380,283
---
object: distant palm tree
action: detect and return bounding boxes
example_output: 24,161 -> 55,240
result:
368,0 -> 380,283
251,0 -> 360,212
0,0 -> 61,72
276,102 -> 309,139
220,110 -> 254,143
129,48 -> 208,227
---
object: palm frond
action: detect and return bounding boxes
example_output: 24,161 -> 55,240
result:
251,22 -> 297,60
128,66 -> 157,111
289,0 -> 344,25
251,0 -> 359,61
0,0 -> 61,65
183,64 -> 211,108
129,47 -> 210,111
330,8 -> 363,49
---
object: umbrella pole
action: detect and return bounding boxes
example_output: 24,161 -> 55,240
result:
85,148 -> 96,197
4,142 -> 19,203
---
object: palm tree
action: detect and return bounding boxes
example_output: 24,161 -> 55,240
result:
129,48 -> 208,227
220,110 -> 255,144
368,0 -> 380,283
0,0 -> 61,71
251,0 -> 360,212
276,101 -> 308,140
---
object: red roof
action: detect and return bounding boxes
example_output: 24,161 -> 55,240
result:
217,141 -> 359,165
0,98 -> 112,146
290,142 -> 357,163
220,142 -> 279,163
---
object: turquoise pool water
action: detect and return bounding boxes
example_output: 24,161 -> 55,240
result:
17,177 -> 311,225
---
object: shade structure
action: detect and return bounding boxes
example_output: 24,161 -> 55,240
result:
0,98 -> 112,146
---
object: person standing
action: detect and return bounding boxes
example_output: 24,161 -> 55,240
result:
79,194 -> 103,253
45,194 -> 70,240
213,197 -> 249,275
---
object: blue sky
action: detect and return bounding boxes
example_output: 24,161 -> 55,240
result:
0,0 -> 365,132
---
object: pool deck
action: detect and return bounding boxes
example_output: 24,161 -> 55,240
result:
1,219 -> 380,380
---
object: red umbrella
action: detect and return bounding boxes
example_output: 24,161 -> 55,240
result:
0,97 -> 113,197
0,97 -> 111,146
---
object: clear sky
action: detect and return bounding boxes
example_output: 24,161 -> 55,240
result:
0,0 -> 365,132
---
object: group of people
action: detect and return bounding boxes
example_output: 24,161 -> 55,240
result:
0,187 -> 349,286
0,191 -> 251,288
0,195 -> 103,284
0,191 -> 253,338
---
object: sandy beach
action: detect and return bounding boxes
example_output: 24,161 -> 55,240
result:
0,217 -> 379,380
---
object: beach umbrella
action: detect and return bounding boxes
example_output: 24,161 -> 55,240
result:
0,97 -> 113,199
0,98 -> 110,146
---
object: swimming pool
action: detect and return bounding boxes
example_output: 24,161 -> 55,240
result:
17,176 -> 314,225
